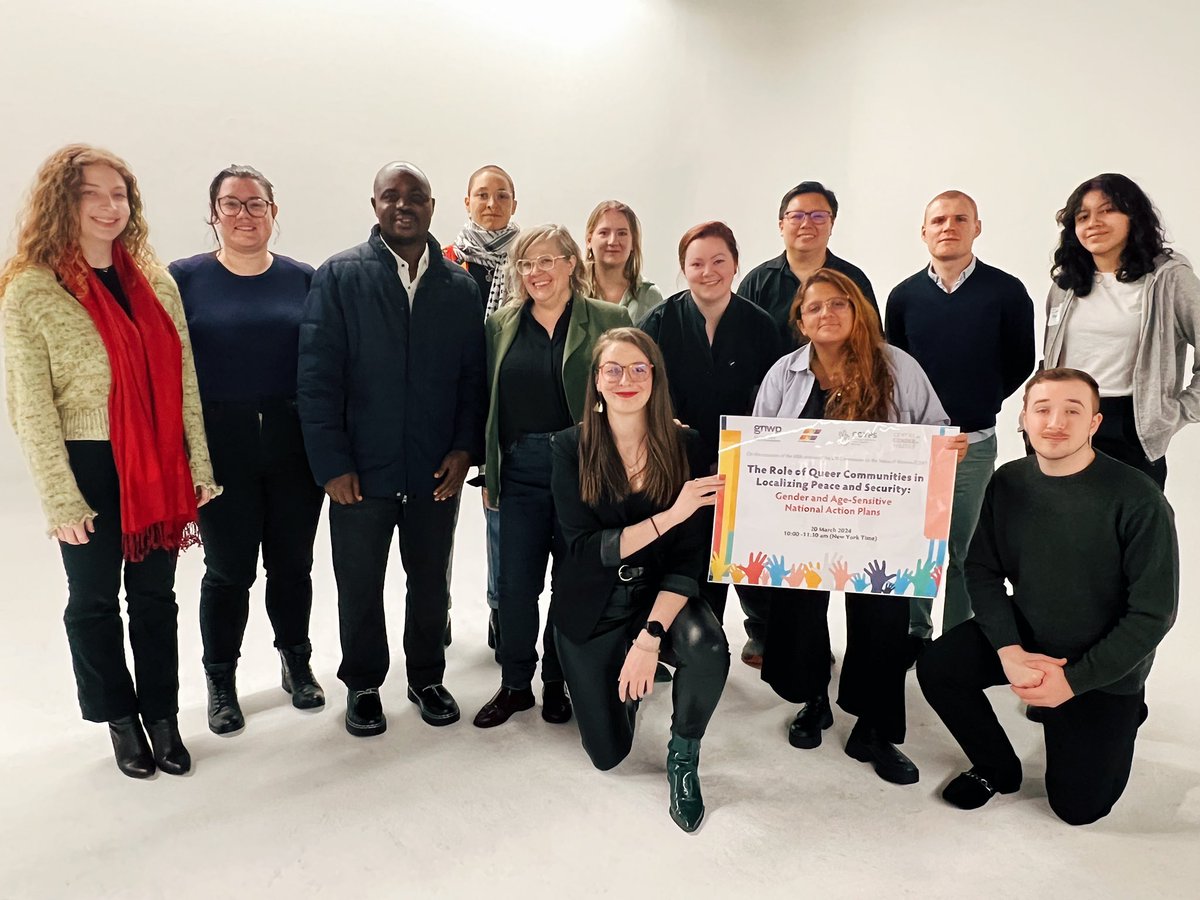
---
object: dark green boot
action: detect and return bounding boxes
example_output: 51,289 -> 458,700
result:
666,734 -> 705,833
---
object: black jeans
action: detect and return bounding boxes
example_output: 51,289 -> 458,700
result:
329,491 -> 459,691
555,590 -> 730,770
761,588 -> 910,743
197,400 -> 324,666
918,621 -> 1146,825
497,434 -> 564,689
59,441 -> 180,723
1094,396 -> 1167,490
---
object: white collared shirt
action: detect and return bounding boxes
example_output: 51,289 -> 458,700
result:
926,256 -> 977,294
381,240 -> 430,306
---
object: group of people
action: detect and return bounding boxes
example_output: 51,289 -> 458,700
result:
1,144 -> 1192,833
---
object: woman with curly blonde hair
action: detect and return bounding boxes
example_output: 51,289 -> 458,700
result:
1,144 -> 218,779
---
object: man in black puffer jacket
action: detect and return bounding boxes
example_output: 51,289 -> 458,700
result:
299,161 -> 486,737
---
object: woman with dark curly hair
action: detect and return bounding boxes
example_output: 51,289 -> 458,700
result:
1043,173 -> 1200,489
1,145 -> 218,778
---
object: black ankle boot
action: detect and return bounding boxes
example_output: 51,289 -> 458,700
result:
279,642 -> 325,710
108,715 -> 155,779
666,734 -> 705,833
205,663 -> 244,735
144,716 -> 191,776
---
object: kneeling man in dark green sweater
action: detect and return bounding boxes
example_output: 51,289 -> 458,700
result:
917,367 -> 1178,825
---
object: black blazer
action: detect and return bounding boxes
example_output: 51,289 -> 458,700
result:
549,425 -> 709,643
297,228 -> 486,499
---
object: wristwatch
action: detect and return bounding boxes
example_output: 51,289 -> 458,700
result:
643,620 -> 666,640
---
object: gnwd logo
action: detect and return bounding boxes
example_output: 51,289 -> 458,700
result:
753,424 -> 783,435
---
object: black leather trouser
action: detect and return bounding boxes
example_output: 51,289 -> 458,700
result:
555,588 -> 730,771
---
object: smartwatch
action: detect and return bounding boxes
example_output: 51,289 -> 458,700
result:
643,620 -> 666,640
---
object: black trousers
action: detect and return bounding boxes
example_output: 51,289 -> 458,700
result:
918,621 -> 1146,825
197,400 -> 324,666
329,491 -> 459,691
556,591 -> 729,771
59,441 -> 180,723
497,434 -> 564,689
1094,396 -> 1167,490
761,588 -> 910,744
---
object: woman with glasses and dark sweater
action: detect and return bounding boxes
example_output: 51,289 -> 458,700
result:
1042,173 -> 1200,490
169,165 -> 326,736
550,327 -> 728,832
472,225 -> 631,729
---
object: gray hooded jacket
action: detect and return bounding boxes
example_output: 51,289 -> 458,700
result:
1043,253 -> 1200,462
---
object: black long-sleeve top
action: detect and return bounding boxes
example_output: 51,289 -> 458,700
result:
966,452 -> 1178,696
639,291 -> 782,472
549,425 -> 709,642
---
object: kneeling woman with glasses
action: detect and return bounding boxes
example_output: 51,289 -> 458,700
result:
550,328 -> 729,833
473,225 -> 631,728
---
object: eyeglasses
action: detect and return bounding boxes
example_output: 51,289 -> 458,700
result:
515,255 -> 568,275
216,196 -> 272,217
782,210 -> 833,225
800,298 -> 852,317
598,362 -> 654,385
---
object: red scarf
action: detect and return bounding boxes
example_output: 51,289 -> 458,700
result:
68,243 -> 199,561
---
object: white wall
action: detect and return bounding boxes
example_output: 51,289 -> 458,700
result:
2,0 -> 1196,537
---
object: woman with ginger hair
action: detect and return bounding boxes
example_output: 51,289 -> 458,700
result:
1,144 -> 218,779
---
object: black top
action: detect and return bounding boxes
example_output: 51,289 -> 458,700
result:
884,260 -> 1035,433
169,253 -> 315,403
297,229 -> 486,498
966,452 -> 1178,696
549,425 -> 709,642
498,300 -> 574,447
799,383 -> 828,419
737,250 -> 878,350
93,267 -> 131,319
639,292 -> 782,472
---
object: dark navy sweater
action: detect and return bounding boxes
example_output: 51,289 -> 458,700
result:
884,260 -> 1035,433
170,253 -> 314,403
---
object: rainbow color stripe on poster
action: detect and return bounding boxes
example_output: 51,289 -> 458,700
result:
709,416 -> 959,599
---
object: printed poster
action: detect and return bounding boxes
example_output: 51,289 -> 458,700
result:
710,416 -> 960,599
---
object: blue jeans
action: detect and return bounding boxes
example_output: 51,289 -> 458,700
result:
497,434 -> 564,689
910,434 -> 997,638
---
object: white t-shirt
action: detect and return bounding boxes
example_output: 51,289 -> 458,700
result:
1062,273 -> 1145,396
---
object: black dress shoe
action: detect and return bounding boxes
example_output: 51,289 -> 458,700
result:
205,663 -> 244,735
346,688 -> 387,737
541,681 -> 573,724
407,684 -> 461,726
144,717 -> 192,776
844,720 -> 918,785
279,642 -> 325,710
108,716 -> 155,779
942,767 -> 1021,810
788,695 -> 834,749
473,686 -> 535,728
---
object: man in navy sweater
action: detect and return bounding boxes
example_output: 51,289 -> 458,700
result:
885,191 -> 1034,649
298,162 -> 486,737
918,369 -> 1177,824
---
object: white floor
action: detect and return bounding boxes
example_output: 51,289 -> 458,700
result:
1,442 -> 1198,900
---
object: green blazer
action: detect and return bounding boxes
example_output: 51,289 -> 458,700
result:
484,294 -> 632,502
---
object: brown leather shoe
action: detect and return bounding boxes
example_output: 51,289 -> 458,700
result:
473,686 -> 535,728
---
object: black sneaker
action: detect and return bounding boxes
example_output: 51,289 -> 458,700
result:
942,768 -> 1020,810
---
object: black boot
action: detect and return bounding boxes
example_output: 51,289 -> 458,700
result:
205,663 -> 244,735
666,734 -> 705,833
279,642 -> 325,710
108,715 -> 155,779
144,716 -> 191,775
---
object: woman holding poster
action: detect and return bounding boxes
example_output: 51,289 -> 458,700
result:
752,268 -> 966,785
549,327 -> 728,833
